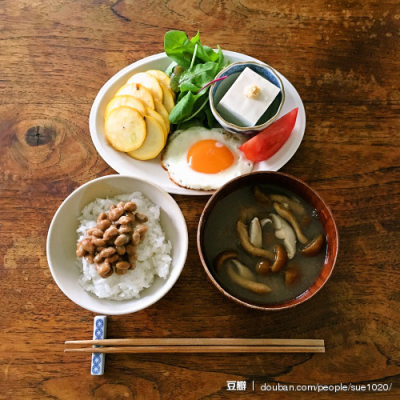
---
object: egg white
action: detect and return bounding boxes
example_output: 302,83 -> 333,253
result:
161,127 -> 254,190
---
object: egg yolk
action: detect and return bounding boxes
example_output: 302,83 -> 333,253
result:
187,140 -> 234,174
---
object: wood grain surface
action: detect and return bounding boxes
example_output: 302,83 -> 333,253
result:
0,0 -> 399,398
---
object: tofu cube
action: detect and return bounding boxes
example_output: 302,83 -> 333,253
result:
217,67 -> 281,126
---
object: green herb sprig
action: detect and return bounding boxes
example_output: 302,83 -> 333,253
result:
164,30 -> 228,129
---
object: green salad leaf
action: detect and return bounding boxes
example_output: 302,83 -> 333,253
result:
169,92 -> 202,123
190,32 -> 219,63
179,61 -> 221,93
169,92 -> 209,124
164,30 -> 228,129
164,31 -> 196,70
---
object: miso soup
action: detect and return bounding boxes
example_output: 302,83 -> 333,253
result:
203,184 -> 327,305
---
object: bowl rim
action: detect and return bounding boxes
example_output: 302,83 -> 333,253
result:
209,61 -> 286,132
197,171 -> 339,311
46,174 -> 188,315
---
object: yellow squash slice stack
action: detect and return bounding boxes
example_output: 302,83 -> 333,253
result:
104,70 -> 175,160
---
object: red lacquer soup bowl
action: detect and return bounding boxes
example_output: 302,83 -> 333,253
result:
197,171 -> 339,311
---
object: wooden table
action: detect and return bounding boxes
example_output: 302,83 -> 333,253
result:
1,0 -> 399,398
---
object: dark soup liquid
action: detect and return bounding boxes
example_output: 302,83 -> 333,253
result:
204,184 -> 327,305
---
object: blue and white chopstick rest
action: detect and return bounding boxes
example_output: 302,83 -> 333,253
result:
91,315 -> 107,375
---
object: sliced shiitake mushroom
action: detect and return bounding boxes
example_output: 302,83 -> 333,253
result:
236,220 -> 274,261
270,245 -> 288,273
269,194 -> 305,216
249,217 -> 262,248
214,251 -> 238,271
260,218 -> 272,228
252,185 -> 271,204
230,259 -> 255,280
226,264 -> 271,295
216,256 -> 272,295
238,206 -> 259,223
273,202 -> 309,245
270,214 -> 296,259
300,234 -> 324,257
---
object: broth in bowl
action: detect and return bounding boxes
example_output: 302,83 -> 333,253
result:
203,183 -> 327,305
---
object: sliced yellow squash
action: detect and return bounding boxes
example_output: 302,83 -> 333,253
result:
127,115 -> 165,160
127,72 -> 163,103
105,95 -> 146,119
160,84 -> 175,114
146,70 -> 176,100
116,83 -> 155,109
146,70 -> 171,88
145,108 -> 167,141
105,106 -> 146,152
154,100 -> 170,134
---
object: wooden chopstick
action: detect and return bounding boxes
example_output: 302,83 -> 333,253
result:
65,338 -> 324,347
65,345 -> 325,354
64,338 -> 325,353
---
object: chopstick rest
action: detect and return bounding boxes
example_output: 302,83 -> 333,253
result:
91,316 -> 107,376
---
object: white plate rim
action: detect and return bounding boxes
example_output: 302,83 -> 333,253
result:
90,50 -> 306,196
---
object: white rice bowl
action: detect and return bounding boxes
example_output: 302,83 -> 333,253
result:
76,192 -> 172,301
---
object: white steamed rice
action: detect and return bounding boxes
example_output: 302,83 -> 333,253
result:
76,192 -> 172,301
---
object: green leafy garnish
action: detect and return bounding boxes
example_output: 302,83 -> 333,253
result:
164,31 -> 196,70
169,92 -> 205,123
164,30 -> 228,129
179,62 -> 222,93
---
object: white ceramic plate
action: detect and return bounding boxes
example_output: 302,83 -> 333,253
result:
90,51 -> 306,196
46,175 -> 188,315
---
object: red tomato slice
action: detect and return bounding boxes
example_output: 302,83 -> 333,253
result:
239,108 -> 299,162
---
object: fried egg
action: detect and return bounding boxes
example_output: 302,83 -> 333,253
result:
161,127 -> 254,190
